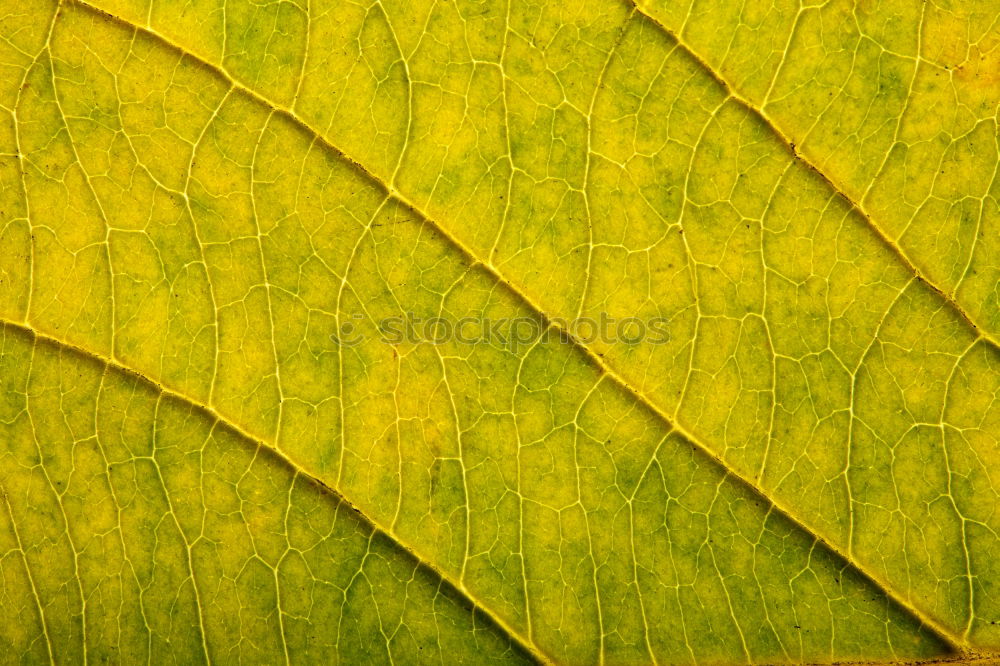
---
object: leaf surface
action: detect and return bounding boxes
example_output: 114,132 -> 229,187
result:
634,0 -> 1000,338
0,0 -> 998,663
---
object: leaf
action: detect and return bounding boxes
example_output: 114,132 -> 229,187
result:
0,0 -> 997,663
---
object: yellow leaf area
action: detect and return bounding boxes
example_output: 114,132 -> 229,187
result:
638,0 -> 1000,337
0,0 -> 997,663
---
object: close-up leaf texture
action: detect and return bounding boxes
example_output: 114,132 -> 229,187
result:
0,0 -> 998,663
